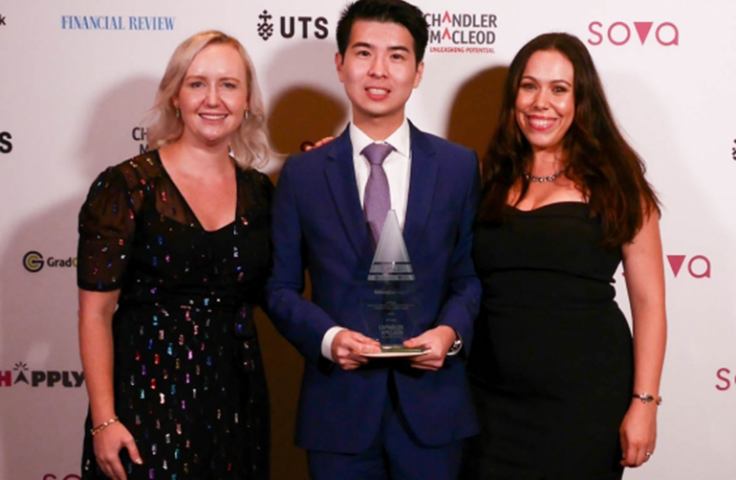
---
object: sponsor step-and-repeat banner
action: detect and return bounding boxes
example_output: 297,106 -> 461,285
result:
1,1 -> 735,479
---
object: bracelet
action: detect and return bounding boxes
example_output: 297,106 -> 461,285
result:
90,416 -> 120,436
633,392 -> 662,405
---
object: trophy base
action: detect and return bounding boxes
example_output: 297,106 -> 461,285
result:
361,345 -> 429,358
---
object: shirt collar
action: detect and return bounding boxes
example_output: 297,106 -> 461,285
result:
349,118 -> 411,159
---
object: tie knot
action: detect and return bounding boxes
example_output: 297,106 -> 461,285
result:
362,143 -> 394,166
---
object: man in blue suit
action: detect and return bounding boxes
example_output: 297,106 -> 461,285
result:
266,1 -> 481,478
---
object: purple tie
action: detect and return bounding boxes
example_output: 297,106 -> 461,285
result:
362,142 -> 394,245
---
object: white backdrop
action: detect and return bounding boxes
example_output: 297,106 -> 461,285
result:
1,1 -> 735,479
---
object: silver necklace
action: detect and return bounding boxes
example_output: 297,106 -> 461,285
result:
524,168 -> 564,183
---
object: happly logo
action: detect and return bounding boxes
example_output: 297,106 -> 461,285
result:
588,21 -> 678,46
257,10 -> 329,41
0,131 -> 12,154
716,367 -> 736,391
0,362 -> 84,388
425,11 -> 498,54
667,255 -> 710,279
23,251 -> 77,273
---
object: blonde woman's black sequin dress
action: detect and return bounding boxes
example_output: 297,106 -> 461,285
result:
77,151 -> 271,480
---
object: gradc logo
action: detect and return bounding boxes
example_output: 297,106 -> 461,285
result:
23,251 -> 44,272
425,11 -> 498,54
588,21 -> 679,46
0,131 -> 12,153
23,251 -> 77,273
257,10 -> 329,41
0,362 -> 85,388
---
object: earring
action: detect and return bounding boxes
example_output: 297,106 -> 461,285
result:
245,109 -> 250,120
176,108 -> 181,119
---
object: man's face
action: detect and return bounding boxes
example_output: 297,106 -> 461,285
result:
336,20 -> 424,132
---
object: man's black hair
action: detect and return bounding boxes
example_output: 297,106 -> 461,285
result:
336,0 -> 428,64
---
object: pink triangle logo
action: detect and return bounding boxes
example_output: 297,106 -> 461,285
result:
634,22 -> 653,44
667,255 -> 686,277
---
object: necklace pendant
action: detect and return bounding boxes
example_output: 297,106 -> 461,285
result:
524,168 -> 565,183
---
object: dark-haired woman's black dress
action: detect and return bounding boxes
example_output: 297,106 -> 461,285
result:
78,151 -> 271,480
464,203 -> 633,480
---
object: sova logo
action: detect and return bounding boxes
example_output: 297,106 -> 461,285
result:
0,131 -> 12,154
0,362 -> 84,388
23,251 -> 78,273
257,10 -> 329,41
588,21 -> 679,46
667,255 -> 710,279
716,367 -> 736,391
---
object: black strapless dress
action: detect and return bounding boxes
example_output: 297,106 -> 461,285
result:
463,203 -> 633,480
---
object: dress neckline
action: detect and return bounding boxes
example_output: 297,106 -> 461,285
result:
508,201 -> 588,213
152,150 -> 240,234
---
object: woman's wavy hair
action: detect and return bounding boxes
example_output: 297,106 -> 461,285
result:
479,32 -> 660,247
146,30 -> 270,169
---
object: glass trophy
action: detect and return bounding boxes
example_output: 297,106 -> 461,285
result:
362,210 -> 425,356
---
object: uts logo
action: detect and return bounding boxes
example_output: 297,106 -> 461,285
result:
588,21 -> 679,46
257,10 -> 328,41
0,131 -> 12,154
23,251 -> 44,272
23,251 -> 77,273
132,126 -> 149,154
716,367 -> 735,391
0,362 -> 84,388
667,255 -> 710,279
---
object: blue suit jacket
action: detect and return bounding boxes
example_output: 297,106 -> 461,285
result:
265,123 -> 481,453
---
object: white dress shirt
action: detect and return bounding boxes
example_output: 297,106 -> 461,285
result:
321,119 -> 412,361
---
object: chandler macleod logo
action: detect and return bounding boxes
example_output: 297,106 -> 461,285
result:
424,11 -> 498,54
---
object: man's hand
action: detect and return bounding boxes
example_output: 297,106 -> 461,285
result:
331,330 -> 381,370
403,326 -> 456,371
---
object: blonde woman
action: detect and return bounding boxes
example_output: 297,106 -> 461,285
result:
77,31 -> 272,480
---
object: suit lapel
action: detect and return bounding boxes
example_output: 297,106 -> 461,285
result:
324,128 -> 372,260
404,123 -> 438,259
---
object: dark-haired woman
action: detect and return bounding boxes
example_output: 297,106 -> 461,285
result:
463,33 -> 666,479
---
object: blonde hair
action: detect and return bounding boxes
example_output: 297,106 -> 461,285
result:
147,30 -> 270,169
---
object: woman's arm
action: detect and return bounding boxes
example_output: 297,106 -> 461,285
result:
79,289 -> 142,480
619,211 -> 667,468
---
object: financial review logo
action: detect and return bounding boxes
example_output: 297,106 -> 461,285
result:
257,10 -> 329,41
61,15 -> 175,31
0,362 -> 84,388
23,251 -> 77,273
588,21 -> 679,46
0,131 -> 12,154
425,11 -> 498,54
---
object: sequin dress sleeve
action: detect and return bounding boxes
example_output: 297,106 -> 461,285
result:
77,166 -> 141,292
